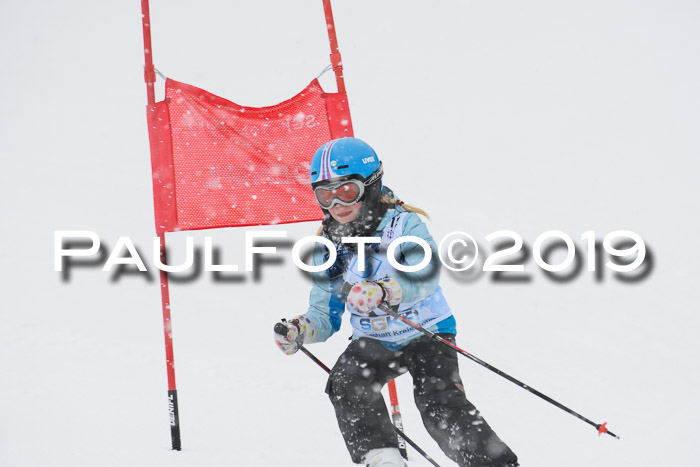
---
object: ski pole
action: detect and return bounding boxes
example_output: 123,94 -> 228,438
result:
274,322 -> 442,467
340,283 -> 620,440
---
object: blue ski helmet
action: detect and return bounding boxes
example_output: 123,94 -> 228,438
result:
310,138 -> 388,241
310,137 -> 383,188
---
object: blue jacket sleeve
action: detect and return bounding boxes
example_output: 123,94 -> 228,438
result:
392,212 -> 441,303
304,241 -> 346,343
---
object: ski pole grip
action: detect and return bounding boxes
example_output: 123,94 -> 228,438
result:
274,322 -> 289,336
341,282 -> 352,295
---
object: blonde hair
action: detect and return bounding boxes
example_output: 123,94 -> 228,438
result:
315,197 -> 429,235
379,195 -> 430,220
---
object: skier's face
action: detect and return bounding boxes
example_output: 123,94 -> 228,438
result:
328,201 -> 363,224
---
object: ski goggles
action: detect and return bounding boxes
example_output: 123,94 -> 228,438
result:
313,163 -> 383,209
314,179 -> 365,209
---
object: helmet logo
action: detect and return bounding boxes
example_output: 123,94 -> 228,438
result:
362,156 -> 376,164
363,163 -> 383,186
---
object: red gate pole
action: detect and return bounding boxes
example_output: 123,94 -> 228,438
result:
321,0 -> 346,94
388,380 -> 408,459
141,0 -> 156,106
141,0 -> 182,451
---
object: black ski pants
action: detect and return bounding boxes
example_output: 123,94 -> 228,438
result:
326,335 -> 518,466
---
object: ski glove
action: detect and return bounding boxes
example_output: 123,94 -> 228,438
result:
346,276 -> 403,314
273,315 -> 317,355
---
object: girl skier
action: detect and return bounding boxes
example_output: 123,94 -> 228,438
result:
274,137 -> 519,467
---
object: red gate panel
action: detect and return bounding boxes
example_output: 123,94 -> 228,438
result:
147,78 -> 353,233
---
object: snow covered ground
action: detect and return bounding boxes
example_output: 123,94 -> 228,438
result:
2,1 -> 699,466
